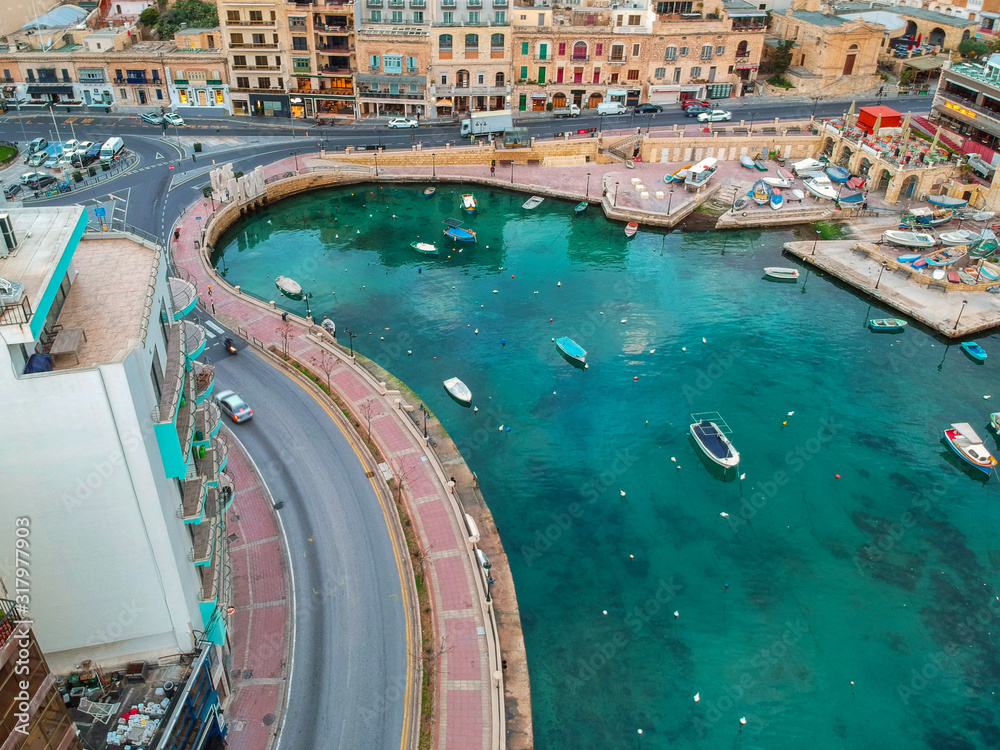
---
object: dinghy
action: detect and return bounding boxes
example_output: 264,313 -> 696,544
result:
944,422 -> 996,474
443,218 -> 476,242
763,175 -> 792,189
776,168 -> 793,182
555,336 -> 587,366
928,195 -> 968,208
733,196 -> 749,212
462,193 -> 477,213
803,176 -> 838,201
791,158 -> 824,176
900,207 -> 952,227
410,241 -> 438,255
924,247 -> 967,266
868,318 -> 908,331
763,267 -> 799,281
948,271 -> 961,284
624,222 -> 639,237
838,191 -> 864,207
424,187 -> 435,197
690,421 -> 740,468
789,188 -> 805,202
443,377 -> 473,406
753,159 -> 768,171
912,258 -> 928,269
739,155 -> 755,169
826,166 -> 850,183
931,269 -> 946,280
896,254 -> 922,263
275,276 -> 303,299
574,201 -> 588,215
939,229 -> 981,246
522,196 -> 545,210
961,341 -> 987,361
750,179 -> 770,206
882,230 -> 936,248
769,189 -> 784,210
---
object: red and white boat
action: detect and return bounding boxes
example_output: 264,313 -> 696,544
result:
624,222 -> 639,237
944,422 -> 997,475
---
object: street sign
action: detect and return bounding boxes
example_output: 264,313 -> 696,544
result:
94,207 -> 106,217
195,217 -> 202,221
169,165 -> 174,171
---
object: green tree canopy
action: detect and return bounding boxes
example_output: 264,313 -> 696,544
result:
156,0 -> 218,39
958,39 -> 990,60
138,7 -> 159,26
762,39 -> 795,76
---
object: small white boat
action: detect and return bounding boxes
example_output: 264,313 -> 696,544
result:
791,157 -> 824,176
764,267 -> 800,281
973,210 -> 994,221
462,194 -> 477,213
944,422 -> 997,475
883,230 -> 936,248
939,229 -> 982,246
443,377 -> 472,406
763,176 -> 792,189
788,188 -> 805,202
803,176 -> 838,201
690,421 -> 740,468
410,241 -> 438,255
424,187 -> 435,197
275,275 -> 303,297
685,157 -> 718,189
624,222 -> 639,237
522,196 -> 545,210
931,269 -> 946,281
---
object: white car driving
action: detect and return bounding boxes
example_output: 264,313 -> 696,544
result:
387,117 -> 418,129
163,112 -> 185,126
697,109 -> 732,123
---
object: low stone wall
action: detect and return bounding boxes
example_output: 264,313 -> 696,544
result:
645,132 -> 823,164
716,203 -> 836,228
326,137 -> 604,167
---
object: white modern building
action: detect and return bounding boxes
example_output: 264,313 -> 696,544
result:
0,206 -> 232,674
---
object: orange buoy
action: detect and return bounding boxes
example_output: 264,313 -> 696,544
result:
633,376 -> 639,381
836,474 -> 841,479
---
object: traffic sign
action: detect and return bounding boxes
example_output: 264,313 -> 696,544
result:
94,207 -> 106,217
169,165 -> 174,171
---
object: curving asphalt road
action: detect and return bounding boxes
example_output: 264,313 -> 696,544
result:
210,342 -> 411,750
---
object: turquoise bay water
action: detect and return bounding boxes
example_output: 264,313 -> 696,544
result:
215,184 -> 1000,749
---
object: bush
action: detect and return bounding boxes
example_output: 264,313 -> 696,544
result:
88,165 -> 96,176
959,39 -> 990,60
101,162 -> 110,171
139,7 -> 159,26
193,142 -> 202,152
545,102 -> 553,111
156,0 -> 218,39
202,185 -> 213,198
767,76 -> 794,90
233,170 -> 244,179
72,170 -> 83,182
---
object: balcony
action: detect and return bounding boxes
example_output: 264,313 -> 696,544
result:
316,43 -> 352,52
0,599 -> 21,649
232,85 -> 286,93
181,475 -> 208,522
493,0 -> 507,5
169,275 -> 197,320
229,41 -> 281,49
233,63 -> 283,71
389,0 -> 405,6
937,92 -> 1000,137
193,360 -> 215,404
195,433 -> 229,485
367,0 -> 383,5
154,322 -> 185,424
176,370 -> 196,463
192,518 -> 216,565
184,319 -> 206,358
731,20 -> 765,31
318,67 -> 354,77
358,89 -> 425,100
227,18 -> 278,28
468,0 -> 482,6
411,0 -> 426,6
194,400 -> 222,446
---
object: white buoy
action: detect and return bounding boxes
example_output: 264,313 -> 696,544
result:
650,348 -> 655,354
553,391 -> 557,395
693,693 -> 700,703
380,336 -> 384,340
474,329 -> 479,334
473,406 -> 479,413
557,281 -> 562,286
720,512 -> 729,518
534,291 -> 539,294
787,411 -> 795,416
740,717 -> 747,726
498,424 -> 504,431
493,289 -> 498,294
682,346 -> 687,352
637,729 -> 643,736
674,610 -> 679,618
740,473 -> 746,480
702,337 -> 706,343
671,457 -> 676,462
621,318 -> 627,324
620,490 -> 626,497
407,350 -> 412,355
602,610 -> 608,615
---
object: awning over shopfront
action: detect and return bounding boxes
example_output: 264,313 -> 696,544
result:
436,98 -> 453,107
607,89 -> 627,97
27,85 -> 73,96
531,93 -> 547,99
735,64 -> 759,70
903,54 -> 948,72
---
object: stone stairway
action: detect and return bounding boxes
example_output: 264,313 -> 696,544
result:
607,133 -> 643,162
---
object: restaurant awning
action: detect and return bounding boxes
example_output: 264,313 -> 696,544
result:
27,85 -> 73,95
436,98 -> 453,107
735,64 -> 759,70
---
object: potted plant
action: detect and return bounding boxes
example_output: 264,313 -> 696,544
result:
87,165 -> 96,176
193,142 -> 203,153
72,170 -> 83,182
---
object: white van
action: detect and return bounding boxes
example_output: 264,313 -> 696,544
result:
99,136 -> 125,162
597,101 -> 627,116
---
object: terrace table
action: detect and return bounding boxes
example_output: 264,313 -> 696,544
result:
50,327 -> 87,365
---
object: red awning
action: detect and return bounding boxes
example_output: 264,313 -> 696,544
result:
735,64 -> 759,70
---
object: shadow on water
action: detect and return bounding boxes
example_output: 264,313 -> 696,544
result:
687,436 -> 739,483
937,443 -> 994,484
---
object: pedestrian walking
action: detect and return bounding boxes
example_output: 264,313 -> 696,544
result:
491,165 -> 495,176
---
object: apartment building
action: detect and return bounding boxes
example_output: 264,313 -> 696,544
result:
166,28 -> 230,111
356,26 -> 432,118
932,53 -> 1000,150
0,206 -> 233,675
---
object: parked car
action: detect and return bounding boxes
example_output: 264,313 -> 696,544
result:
75,140 -> 94,154
72,152 -> 97,167
634,103 -> 663,114
3,183 -> 22,200
215,390 -> 254,423
387,117 -> 418,129
27,175 -> 57,190
25,152 -> 49,167
681,99 -> 710,110
19,171 -> 48,184
684,105 -> 711,117
140,111 -> 164,125
697,109 -> 732,122
61,139 -> 80,155
27,137 -> 48,154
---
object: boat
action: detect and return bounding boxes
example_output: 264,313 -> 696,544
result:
625,222 -> 639,237
959,270 -> 979,285
275,275 -> 303,299
944,422 -> 996,474
410,241 -> 438,255
444,225 -> 477,242
666,164 -> 693,182
555,336 -> 587,366
991,412 -> 1000,433
574,201 -> 589,215
939,230 -> 982,246
789,188 -> 805,202
791,157 -> 824,176
424,187 -> 435,197
740,155 -> 755,169
826,166 -> 851,183
948,271 -> 961,284
462,193 -> 477,213
979,262 -> 1000,281
443,377 -> 473,406
931,269 -> 946,281
838,191 -> 864,206
684,157 -> 718,189
803,176 -> 839,201
750,179 -> 770,206
733,196 -> 749,212
924,247 -> 966,266
961,341 -> 988,361
769,189 -> 784,210
776,168 -> 793,182
763,175 -> 792,189
896,254 -> 922,263
869,318 -> 908,331
690,421 -> 740,468
763,266 -> 800,281
882,230 -> 936,248
928,195 -> 968,208
900,207 -> 952,228
753,159 -> 768,171
973,210 -> 994,221
523,196 -> 545,210
912,258 -> 928,269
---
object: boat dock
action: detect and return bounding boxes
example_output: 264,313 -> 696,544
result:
783,240 -> 1000,338
716,203 -> 836,229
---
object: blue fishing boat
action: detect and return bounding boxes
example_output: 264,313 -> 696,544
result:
574,201 -> 588,215
444,226 -> 476,242
424,187 -> 435,197
826,166 -> 850,183
750,179 -> 770,206
838,191 -> 864,206
690,421 -> 740,468
555,336 -> 587,367
961,341 -> 987,361
944,422 -> 996,475
928,195 -> 968,208
896,254 -> 921,263
868,318 -> 908,331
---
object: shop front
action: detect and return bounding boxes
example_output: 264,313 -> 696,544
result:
531,92 -> 547,111
173,80 -> 228,109
607,88 -> 627,105
626,88 -> 641,107
249,93 -> 290,118
26,84 -> 76,104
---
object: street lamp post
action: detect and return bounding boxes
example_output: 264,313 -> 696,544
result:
875,260 -> 887,289
748,110 -> 756,136
586,172 -> 591,198
374,151 -> 379,177
813,229 -> 821,255
344,327 -> 357,357
419,403 -> 428,438
510,160 -> 514,184
954,299 -> 969,330
482,558 -> 494,603
432,152 -> 436,180
291,149 -> 300,171
667,187 -> 674,214
47,103 -> 62,144
304,291 -> 313,320
614,181 -> 620,207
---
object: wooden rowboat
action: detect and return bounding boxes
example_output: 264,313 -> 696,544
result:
625,222 -> 639,237
574,201 -> 588,215
869,318 -> 908,331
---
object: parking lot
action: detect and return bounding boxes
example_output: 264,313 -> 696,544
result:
1,137 -> 131,204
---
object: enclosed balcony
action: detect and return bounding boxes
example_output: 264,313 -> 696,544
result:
154,321 -> 185,424
184,320 -> 206,359
192,518 -> 216,566
181,475 -> 208,523
175,366 -> 197,463
169,275 -> 197,320
196,433 -> 229,486
194,400 -> 222,446
193,361 -> 215,404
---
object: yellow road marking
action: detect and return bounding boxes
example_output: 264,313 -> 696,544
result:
263,356 -> 417,747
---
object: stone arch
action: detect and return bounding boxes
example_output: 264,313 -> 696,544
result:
821,137 -> 835,157
572,40 -> 589,60
905,20 -> 917,37
551,92 -> 567,108
495,71 -> 505,87
962,29 -> 971,41
929,27 -> 946,46
858,157 -> 873,177
900,175 -> 919,197
588,92 -> 603,108
736,39 -> 749,57
838,145 -> 853,167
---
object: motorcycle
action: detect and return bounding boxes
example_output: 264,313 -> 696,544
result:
224,337 -> 238,355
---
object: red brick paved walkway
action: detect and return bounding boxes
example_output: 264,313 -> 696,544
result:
172,156 -> 496,750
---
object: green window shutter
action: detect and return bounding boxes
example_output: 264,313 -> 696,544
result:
518,93 -> 526,111
539,43 -> 547,60
521,42 -> 528,55
538,67 -> 545,84
520,65 -> 528,80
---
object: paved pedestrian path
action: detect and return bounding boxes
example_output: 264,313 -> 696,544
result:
222,431 -> 291,750
171,152 -> 497,750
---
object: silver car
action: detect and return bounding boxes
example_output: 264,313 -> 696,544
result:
387,117 -> 418,129
215,389 -> 254,423
697,109 -> 732,122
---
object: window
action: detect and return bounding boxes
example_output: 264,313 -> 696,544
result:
538,42 -> 547,59
492,33 -> 504,49
627,69 -> 639,80
289,16 -> 306,28
371,10 -> 381,21
236,77 -> 250,88
716,45 -> 725,55
665,45 -> 677,60
632,43 -> 640,56
370,54 -> 380,70
390,83 -> 399,95
252,33 -> 265,44
440,33 -> 453,50
573,41 -> 587,60
2,69 -> 10,82
706,82 -> 732,98
538,12 -> 544,24
593,66 -> 600,83
61,68 -> 70,82
494,10 -> 505,23
538,66 -> 546,83
709,66 -> 716,82
152,70 -> 160,81
293,57 -> 310,72
234,55 -> 247,66
610,44 -> 624,61
519,65 -> 528,80
595,43 -> 603,56
407,56 -> 418,72
226,10 -> 240,22
496,71 -> 505,86
558,42 -> 566,56
250,10 -> 263,21
556,67 -> 564,82
655,1 -> 693,12
392,10 -> 403,21
673,68 -> 681,83
655,66 -> 666,78
690,66 -> 701,78
255,55 -> 268,66
609,72 -> 619,83
414,11 -> 424,21
156,88 -> 163,99
385,54 -> 403,73
521,41 -> 529,55
701,44 -> 712,60
476,72 -> 484,85
466,33 -> 479,49
120,87 -> 127,99
679,46 -> 688,57
442,10 -> 453,22
440,73 -> 448,84
736,40 -> 749,57
150,348 -> 163,401
519,93 -> 526,110
469,10 -> 479,23
628,14 -> 641,24
258,77 -> 271,88
410,83 -> 419,93
26,70 -> 35,82
230,33 -> 244,45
